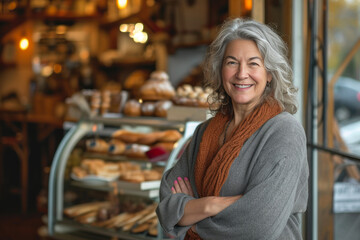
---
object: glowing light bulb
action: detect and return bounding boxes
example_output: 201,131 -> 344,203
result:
134,23 -> 144,33
19,37 -> 29,50
119,24 -> 128,32
134,32 -> 148,43
244,0 -> 252,11
117,0 -> 127,9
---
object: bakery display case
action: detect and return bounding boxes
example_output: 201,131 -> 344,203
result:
48,115 -> 200,240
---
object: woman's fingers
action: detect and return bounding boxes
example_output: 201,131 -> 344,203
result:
177,177 -> 189,194
172,177 -> 194,196
184,177 -> 194,197
173,179 -> 182,193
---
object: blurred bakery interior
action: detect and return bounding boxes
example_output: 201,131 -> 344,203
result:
0,0 -> 299,239
0,0 -> 304,239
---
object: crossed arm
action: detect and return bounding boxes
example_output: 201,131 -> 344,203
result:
171,177 -> 242,230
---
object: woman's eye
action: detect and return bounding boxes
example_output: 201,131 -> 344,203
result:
249,62 -> 260,66
226,61 -> 237,66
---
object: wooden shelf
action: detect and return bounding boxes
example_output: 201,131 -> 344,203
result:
30,12 -> 102,21
99,57 -> 156,68
0,12 -> 102,23
0,14 -> 18,22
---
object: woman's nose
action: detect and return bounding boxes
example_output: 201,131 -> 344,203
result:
236,64 -> 248,79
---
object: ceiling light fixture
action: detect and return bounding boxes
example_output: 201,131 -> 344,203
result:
117,0 -> 127,9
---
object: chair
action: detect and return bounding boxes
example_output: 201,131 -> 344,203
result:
0,108 -> 29,213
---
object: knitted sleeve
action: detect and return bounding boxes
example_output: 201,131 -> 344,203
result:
156,120 -> 208,238
195,113 -> 309,240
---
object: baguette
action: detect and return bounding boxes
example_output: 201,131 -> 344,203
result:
158,130 -> 182,142
148,218 -> 159,236
92,212 -> 129,228
64,201 -> 110,218
75,210 -> 98,224
131,222 -> 151,233
112,130 -> 143,143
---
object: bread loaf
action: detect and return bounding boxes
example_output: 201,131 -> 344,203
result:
141,102 -> 156,116
152,142 -> 175,152
86,139 -> 109,153
139,71 -> 175,101
112,130 -> 143,143
154,100 -> 173,117
108,139 -> 126,155
120,170 -> 146,183
123,144 -> 150,159
158,130 -> 182,142
123,99 -> 141,117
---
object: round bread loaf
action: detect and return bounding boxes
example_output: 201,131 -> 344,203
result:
154,100 -> 173,117
123,99 -> 141,117
139,71 -> 175,100
141,102 -> 155,116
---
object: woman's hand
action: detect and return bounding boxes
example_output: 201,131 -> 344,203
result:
171,177 -> 243,227
171,177 -> 194,197
171,177 -> 197,232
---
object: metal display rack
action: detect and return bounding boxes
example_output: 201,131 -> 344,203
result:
48,116 -> 200,240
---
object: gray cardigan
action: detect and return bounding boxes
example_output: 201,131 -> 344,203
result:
156,112 -> 309,240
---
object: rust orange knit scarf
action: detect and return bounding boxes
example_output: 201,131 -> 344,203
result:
185,99 -> 282,240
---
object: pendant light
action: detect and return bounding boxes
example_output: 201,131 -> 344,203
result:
117,0 -> 127,9
19,35 -> 29,50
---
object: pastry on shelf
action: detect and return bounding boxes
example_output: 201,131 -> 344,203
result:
173,84 -> 212,108
123,144 -> 150,159
139,71 -> 176,101
158,130 -> 182,142
64,201 -> 111,218
154,100 -> 173,117
86,138 -> 109,153
124,70 -> 149,88
71,159 -> 143,181
108,139 -> 126,155
151,142 -> 176,152
112,129 -> 144,143
120,170 -> 146,183
112,129 -> 182,145
123,99 -> 141,117
141,101 -> 156,116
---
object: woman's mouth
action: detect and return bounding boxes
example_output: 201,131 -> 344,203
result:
234,84 -> 253,89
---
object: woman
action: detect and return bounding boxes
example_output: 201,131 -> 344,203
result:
156,18 -> 309,240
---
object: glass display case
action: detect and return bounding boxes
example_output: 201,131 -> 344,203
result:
48,114 -> 200,240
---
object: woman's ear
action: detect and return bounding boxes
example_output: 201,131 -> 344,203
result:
267,72 -> 273,83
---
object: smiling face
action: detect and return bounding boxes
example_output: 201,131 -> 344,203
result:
222,39 -> 272,114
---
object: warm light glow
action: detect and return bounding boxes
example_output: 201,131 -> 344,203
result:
19,37 -> 29,50
41,65 -> 53,77
119,22 -> 148,44
134,32 -> 148,43
146,0 -> 155,7
128,24 -> 135,33
117,0 -> 127,9
244,0 -> 252,11
7,1 -> 17,11
134,23 -> 144,33
119,24 -> 128,32
79,48 -> 90,61
56,25 -> 67,35
138,99 -> 143,104
53,64 -> 62,74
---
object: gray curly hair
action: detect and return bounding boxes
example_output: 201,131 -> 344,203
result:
203,18 -> 298,115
